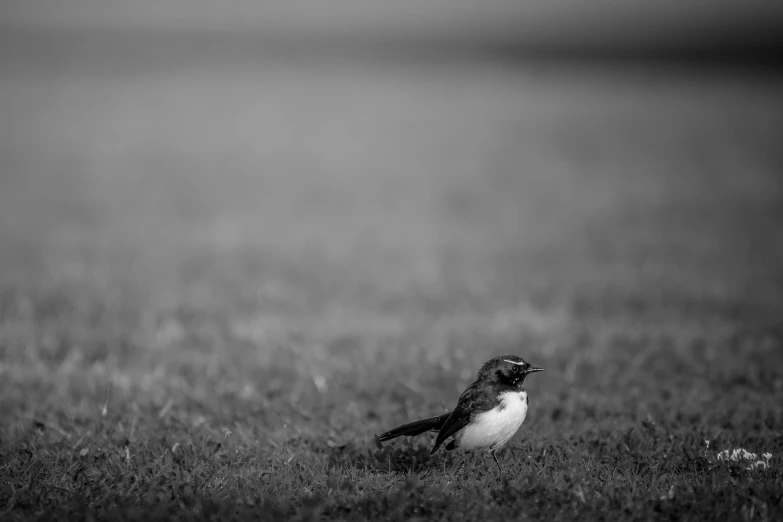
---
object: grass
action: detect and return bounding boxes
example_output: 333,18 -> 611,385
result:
1,29 -> 783,520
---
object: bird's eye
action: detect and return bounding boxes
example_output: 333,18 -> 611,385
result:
512,365 -> 519,373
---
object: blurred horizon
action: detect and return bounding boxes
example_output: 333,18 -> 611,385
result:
2,0 -> 782,320
3,0 -> 783,66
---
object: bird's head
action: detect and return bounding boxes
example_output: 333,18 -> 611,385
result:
479,355 -> 543,387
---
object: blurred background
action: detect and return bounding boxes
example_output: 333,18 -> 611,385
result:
1,1 -> 782,413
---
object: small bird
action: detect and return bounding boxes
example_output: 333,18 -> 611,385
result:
377,355 -> 543,474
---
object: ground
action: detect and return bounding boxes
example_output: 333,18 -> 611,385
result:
1,30 -> 783,521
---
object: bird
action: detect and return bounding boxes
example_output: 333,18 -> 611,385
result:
377,355 -> 543,475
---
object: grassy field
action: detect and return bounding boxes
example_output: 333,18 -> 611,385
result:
1,30 -> 783,520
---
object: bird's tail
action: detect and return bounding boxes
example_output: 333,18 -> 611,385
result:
377,412 -> 452,442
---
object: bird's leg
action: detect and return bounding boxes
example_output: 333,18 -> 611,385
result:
491,450 -> 503,477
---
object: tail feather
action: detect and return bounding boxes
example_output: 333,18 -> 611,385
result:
377,412 -> 452,442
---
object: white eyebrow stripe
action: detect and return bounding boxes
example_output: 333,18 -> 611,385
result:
504,359 -> 525,365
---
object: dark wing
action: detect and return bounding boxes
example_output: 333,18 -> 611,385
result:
429,406 -> 471,455
429,381 -> 496,455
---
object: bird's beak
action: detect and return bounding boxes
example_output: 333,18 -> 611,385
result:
526,366 -> 543,374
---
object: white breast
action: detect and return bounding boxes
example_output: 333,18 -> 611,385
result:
456,390 -> 528,451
